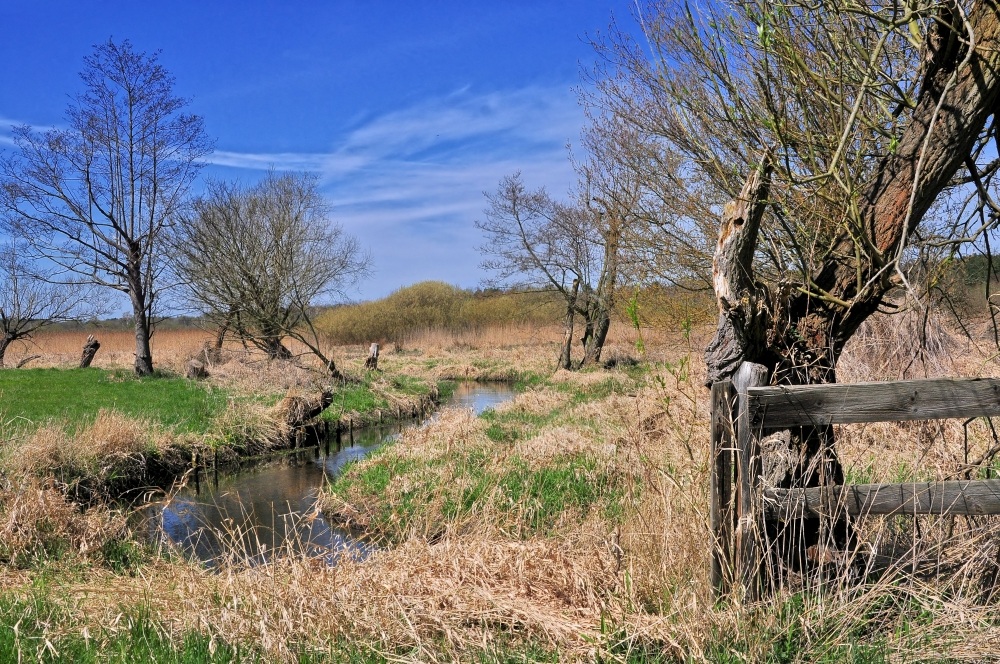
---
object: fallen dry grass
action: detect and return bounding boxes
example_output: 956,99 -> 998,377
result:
8,311 -> 1000,659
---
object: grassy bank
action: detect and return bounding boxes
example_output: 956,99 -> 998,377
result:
0,354 -> 448,502
323,371 -> 644,545
8,316 -> 1000,660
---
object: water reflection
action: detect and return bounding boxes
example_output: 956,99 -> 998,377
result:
144,382 -> 514,566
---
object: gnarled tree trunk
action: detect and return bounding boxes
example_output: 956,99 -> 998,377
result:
80,335 -> 100,368
706,1 -> 1000,582
0,333 -> 12,368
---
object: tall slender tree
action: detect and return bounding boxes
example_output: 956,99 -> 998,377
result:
0,39 -> 212,375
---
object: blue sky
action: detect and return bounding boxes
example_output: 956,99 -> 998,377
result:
1,1 -> 641,302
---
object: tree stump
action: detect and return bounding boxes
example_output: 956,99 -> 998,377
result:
186,360 -> 208,380
364,343 -> 379,371
270,389 -> 334,448
80,335 -> 100,368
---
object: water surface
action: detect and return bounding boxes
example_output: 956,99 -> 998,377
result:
144,381 -> 515,566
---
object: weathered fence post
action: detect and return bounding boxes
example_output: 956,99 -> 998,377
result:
710,380 -> 736,597
734,362 -> 768,601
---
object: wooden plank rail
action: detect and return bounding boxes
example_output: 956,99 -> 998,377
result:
747,377 -> 1000,428
708,374 -> 1000,599
765,479 -> 1000,520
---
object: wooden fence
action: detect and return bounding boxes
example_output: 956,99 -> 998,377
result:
710,368 -> 1000,598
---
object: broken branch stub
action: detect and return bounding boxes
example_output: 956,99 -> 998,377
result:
704,151 -> 774,386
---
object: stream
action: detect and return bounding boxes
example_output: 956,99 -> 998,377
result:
142,382 -> 516,566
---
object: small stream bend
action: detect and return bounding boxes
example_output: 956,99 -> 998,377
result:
143,382 -> 516,566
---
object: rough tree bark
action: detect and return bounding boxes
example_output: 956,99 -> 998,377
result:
559,278 -> 580,370
80,335 -> 100,368
0,334 -> 12,368
213,312 -> 232,351
581,211 -> 622,367
705,1 -> 1000,577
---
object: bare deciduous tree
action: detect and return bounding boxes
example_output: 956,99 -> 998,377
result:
0,245 -> 92,367
172,171 -> 371,370
594,0 -> 1000,570
477,173 -> 621,367
0,39 -> 212,375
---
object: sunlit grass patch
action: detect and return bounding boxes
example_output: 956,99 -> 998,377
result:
0,593 -> 246,663
0,368 -> 227,434
325,377 -> 634,544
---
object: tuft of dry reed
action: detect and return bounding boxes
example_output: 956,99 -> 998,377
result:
3,409 -> 167,499
0,477 -> 129,568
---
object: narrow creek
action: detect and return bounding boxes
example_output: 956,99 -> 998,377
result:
142,382 -> 516,566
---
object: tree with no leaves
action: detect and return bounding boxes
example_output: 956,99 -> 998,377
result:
477,173 -> 619,368
594,0 -> 1000,572
0,244 -> 93,368
0,39 -> 212,375
172,171 -> 371,370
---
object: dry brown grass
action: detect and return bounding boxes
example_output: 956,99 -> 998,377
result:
2,409 -> 174,501
0,477 -> 129,570
9,327 -> 215,371
10,311 -> 1000,659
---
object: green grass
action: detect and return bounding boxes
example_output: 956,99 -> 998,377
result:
698,589 -> 965,663
322,383 -> 388,420
0,368 -> 227,434
0,594 -> 245,663
0,588 -> 567,663
327,369 -> 642,543
320,374 -> 439,424
0,592 -> 424,663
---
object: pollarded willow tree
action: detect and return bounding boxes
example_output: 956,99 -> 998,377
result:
595,0 -> 1000,566
172,171 -> 371,370
0,39 -> 212,375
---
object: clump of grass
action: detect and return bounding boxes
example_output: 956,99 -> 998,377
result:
0,476 -> 135,569
0,593 -> 248,663
2,409 -> 170,501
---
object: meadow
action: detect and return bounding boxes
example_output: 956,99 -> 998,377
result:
2,305 -> 1000,661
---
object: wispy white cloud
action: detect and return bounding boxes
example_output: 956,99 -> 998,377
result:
205,85 -> 585,298
0,116 -> 30,147
2,87 -> 586,299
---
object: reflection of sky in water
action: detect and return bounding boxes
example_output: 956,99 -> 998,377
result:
146,383 -> 515,567
447,381 -> 515,415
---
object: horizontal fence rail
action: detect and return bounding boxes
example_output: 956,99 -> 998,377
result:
747,377 -> 1000,428
710,373 -> 1000,599
765,479 -> 1000,520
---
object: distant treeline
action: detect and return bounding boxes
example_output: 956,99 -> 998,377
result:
315,282 -> 563,344
315,281 -> 717,345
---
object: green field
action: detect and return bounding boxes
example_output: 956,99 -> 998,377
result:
0,368 -> 228,434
